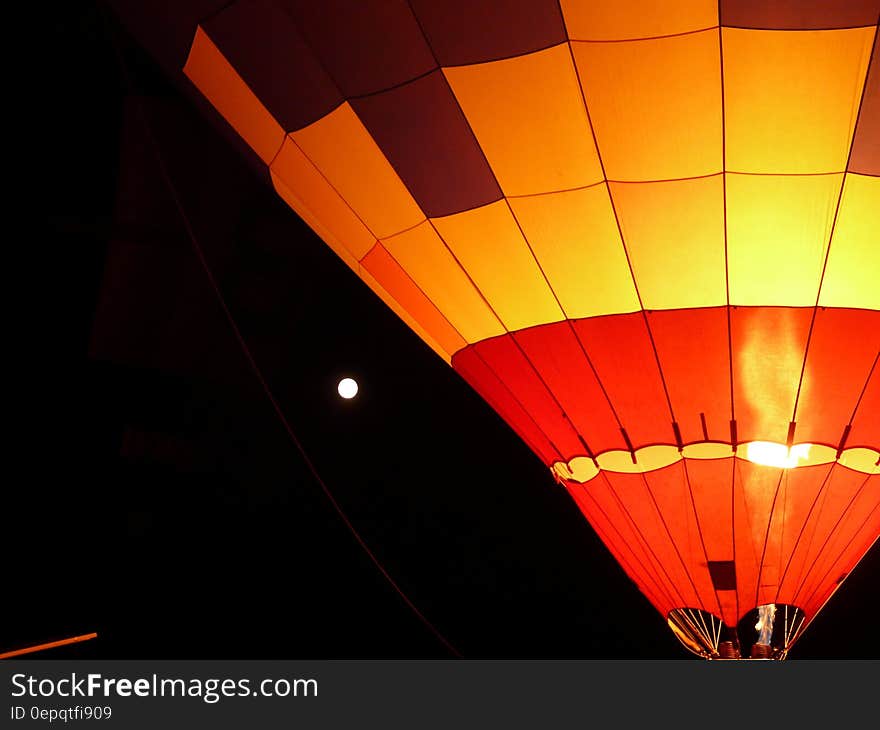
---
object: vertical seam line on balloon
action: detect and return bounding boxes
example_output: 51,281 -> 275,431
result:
468,346 -> 567,462
282,137 -> 473,355
109,15 -> 463,658
681,459 -> 727,621
735,463 -> 765,603
639,471 -> 708,613
562,30 -> 678,428
790,22 -> 879,424
572,484 -> 679,614
847,350 -> 880,426
795,478 -> 878,616
186,23 -> 288,170
775,463 -> 836,604
281,3 -> 581,460
589,478 -> 686,613
276,1 -> 439,103
787,466 -> 836,607
585,477 -> 687,612
797,505 -> 880,639
778,475 -> 790,606
283,135 -> 382,246
753,469 -> 787,610
790,467 -> 872,608
718,8 -> 739,626
425,211 -> 572,460
362,241 -> 470,355
265,3 -> 353,132
730,456 -> 739,623
573,482 -> 674,606
504,199 -> 627,434
403,0 -> 501,201
718,12 -> 735,430
598,472 -> 692,610
424,210 -> 581,461
402,0 -> 596,457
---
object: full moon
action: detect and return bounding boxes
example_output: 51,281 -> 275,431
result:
337,377 -> 359,400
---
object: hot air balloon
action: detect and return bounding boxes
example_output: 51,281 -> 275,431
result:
126,0 -> 879,659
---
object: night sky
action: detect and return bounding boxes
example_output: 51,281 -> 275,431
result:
7,2 -> 879,661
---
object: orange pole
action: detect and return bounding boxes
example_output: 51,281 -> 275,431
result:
0,633 -> 98,660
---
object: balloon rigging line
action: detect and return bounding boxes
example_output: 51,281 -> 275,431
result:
105,15 -> 462,659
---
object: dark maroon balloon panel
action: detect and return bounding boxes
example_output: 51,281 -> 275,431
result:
408,0 -> 567,66
850,32 -> 880,175
279,0 -> 437,98
351,71 -> 503,218
201,0 -> 342,133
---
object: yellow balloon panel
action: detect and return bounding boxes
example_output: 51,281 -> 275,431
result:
431,201 -> 564,332
560,0 -> 717,40
508,184 -> 639,318
361,243 -> 466,357
291,103 -> 425,240
183,27 -> 285,165
611,175 -> 726,310
723,27 -> 875,174
357,266 -> 453,364
727,173 -> 842,306
444,43 -> 603,197
381,221 -> 505,344
269,137 -> 376,261
571,29 -> 722,181
821,173 -> 880,310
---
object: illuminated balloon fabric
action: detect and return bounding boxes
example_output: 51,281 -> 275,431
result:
182,0 -> 880,658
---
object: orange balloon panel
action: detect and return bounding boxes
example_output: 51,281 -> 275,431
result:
381,222 -> 504,345
565,458 -> 880,626
182,0 -> 880,659
722,27 -> 874,174
444,43 -> 603,196
571,28 -> 723,181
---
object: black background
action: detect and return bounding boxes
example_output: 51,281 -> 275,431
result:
6,1 -> 879,661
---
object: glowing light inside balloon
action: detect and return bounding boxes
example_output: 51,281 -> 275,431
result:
745,441 -> 812,468
337,377 -> 359,400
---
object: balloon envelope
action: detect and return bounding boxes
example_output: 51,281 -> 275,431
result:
175,0 -> 879,658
